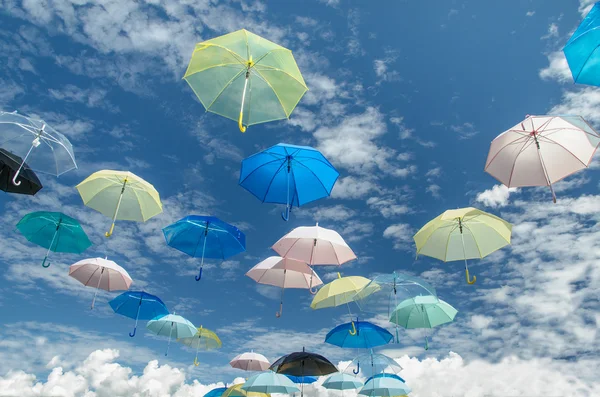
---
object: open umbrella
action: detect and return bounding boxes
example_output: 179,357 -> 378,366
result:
344,351 -> 402,378
285,375 -> 318,384
16,211 -> 92,268
0,148 -> 42,195
163,215 -> 245,281
230,351 -> 271,371
239,143 -> 339,221
183,29 -> 308,133
222,383 -> 270,397
359,373 -> 411,397
323,373 -> 363,397
109,291 -> 169,337
177,325 -> 222,366
146,313 -> 197,356
325,319 -> 393,350
242,371 -> 300,394
564,3 -> 600,87
204,388 -> 228,397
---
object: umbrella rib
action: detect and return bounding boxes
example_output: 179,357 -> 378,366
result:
506,138 -> 536,186
83,265 -> 101,287
251,68 -> 290,117
462,224 -> 484,257
536,136 -> 590,168
294,160 -> 331,196
261,160 -> 288,203
484,135 -> 531,171
442,223 -> 460,262
292,155 -> 337,169
239,158 -> 285,185
253,64 -> 308,89
205,68 -> 247,110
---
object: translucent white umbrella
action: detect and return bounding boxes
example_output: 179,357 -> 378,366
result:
229,351 -> 271,371
246,256 -> 323,317
147,313 -> 197,356
69,257 -> 132,309
485,115 -> 600,203
272,223 -> 356,294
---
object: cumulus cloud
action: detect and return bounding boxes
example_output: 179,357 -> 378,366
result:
383,223 -> 414,251
475,185 -> 519,208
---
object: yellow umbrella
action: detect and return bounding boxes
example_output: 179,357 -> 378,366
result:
310,272 -> 370,335
177,326 -> 222,366
222,383 -> 270,397
413,207 -> 512,285
75,170 -> 163,237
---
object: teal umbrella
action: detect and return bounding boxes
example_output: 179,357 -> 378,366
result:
16,211 -> 92,268
322,373 -> 363,391
242,371 -> 300,394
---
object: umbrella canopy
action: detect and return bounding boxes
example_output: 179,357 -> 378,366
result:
246,256 -> 323,317
177,326 -> 222,366
183,29 -> 308,133
76,170 -> 163,237
230,351 -> 271,371
285,375 -> 318,384
414,207 -> 512,285
311,273 -> 370,310
270,347 -> 338,377
69,257 -> 133,309
344,351 -> 403,378
0,148 -> 42,195
109,291 -> 169,337
564,3 -> 600,86
322,373 -> 364,391
146,313 -> 197,356
484,115 -> 600,203
365,374 -> 406,384
242,371 -> 301,394
16,211 -> 92,268
163,215 -> 246,281
222,383 -> 270,397
359,374 -> 411,397
0,111 -> 77,184
204,388 -> 228,397
239,143 -> 339,221
325,319 -> 393,349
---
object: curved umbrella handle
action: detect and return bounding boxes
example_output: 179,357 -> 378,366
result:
11,173 -> 22,186
195,267 -> 203,281
309,286 -> 318,295
41,256 -> 50,268
465,268 -> 476,285
129,327 -> 137,337
281,206 -> 290,221
348,320 -> 357,336
194,357 -> 200,366
238,113 -> 247,133
425,335 -> 429,351
105,223 -> 115,238
352,362 -> 360,374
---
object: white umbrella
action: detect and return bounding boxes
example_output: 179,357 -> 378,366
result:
485,115 -> 600,203
272,223 -> 356,294
246,256 -> 323,317
69,257 -> 132,309
229,351 -> 271,371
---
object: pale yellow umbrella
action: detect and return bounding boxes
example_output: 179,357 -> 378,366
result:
222,383 -> 270,397
177,325 -> 222,366
75,170 -> 163,237
413,207 -> 512,284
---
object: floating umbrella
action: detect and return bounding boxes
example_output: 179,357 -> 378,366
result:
322,373 -> 364,392
564,3 -> 600,87
69,257 -> 133,309
183,29 -> 308,133
229,351 -> 271,371
109,291 -> 169,337
242,371 -> 300,394
344,351 -> 402,378
222,383 -> 270,397
389,295 -> 457,350
146,313 -> 197,356
239,143 -> 339,221
325,319 -> 393,350
246,256 -> 323,317
0,111 -> 77,185
76,170 -> 163,237
177,325 -> 222,366
359,373 -> 411,397
0,148 -> 42,195
163,215 -> 245,281
285,375 -> 318,384
16,211 -> 92,268
414,207 -> 512,284
204,388 -> 228,397
484,115 -> 600,203
272,223 -> 356,294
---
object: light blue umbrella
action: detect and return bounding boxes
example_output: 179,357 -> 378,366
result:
564,3 -> 600,86
344,350 -> 402,378
322,373 -> 363,390
241,371 -> 301,394
204,387 -> 228,397
239,143 -> 339,221
163,215 -> 246,281
359,374 -> 411,397
146,313 -> 196,356
109,291 -> 169,337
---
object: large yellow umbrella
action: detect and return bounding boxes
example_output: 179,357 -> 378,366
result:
177,326 -> 222,366
75,170 -> 163,237
183,29 -> 308,133
222,383 -> 270,397
310,272 -> 370,335
413,207 -> 512,285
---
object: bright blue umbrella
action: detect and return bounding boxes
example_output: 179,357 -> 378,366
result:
325,318 -> 393,349
239,143 -> 339,221
203,387 -> 228,397
163,215 -> 245,281
109,291 -> 169,337
564,3 -> 600,86
285,375 -> 318,384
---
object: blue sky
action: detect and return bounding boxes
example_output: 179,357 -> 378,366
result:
1,0 -> 600,396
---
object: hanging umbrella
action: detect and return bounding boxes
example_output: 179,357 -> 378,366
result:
239,143 -> 339,221
358,373 -> 411,397
163,215 -> 246,281
272,223 -> 356,294
0,148 -> 42,195
204,388 -> 228,397
229,351 -> 271,371
325,319 -> 393,349
16,211 -> 92,268
0,111 -> 77,185
69,257 -> 133,309
564,3 -> 600,87
146,313 -> 197,356
109,291 -> 169,337
242,371 -> 301,394
322,373 -> 363,391
246,256 -> 323,317
285,375 -> 318,384
222,383 -> 270,397
414,207 -> 512,285
484,115 -> 600,203
76,170 -> 163,237
183,29 -> 308,133
177,325 -> 222,366
344,351 -> 402,378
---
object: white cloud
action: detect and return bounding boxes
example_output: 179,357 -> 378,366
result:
0,79 -> 24,106
548,87 -> 600,127
367,196 -> 411,218
330,176 -> 380,199
579,0 -> 596,16
541,23 -> 559,40
450,122 -> 478,139
475,184 -> 519,208
295,205 -> 356,222
383,223 -> 414,251
426,184 -> 441,198
373,56 -> 400,84
539,50 -> 572,84
526,11 -> 535,16
48,84 -> 117,112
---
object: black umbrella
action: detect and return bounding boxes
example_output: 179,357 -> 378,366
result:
0,148 -> 43,195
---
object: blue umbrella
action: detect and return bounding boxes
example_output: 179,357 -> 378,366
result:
344,350 -> 402,378
564,3 -> 600,87
365,374 -> 406,383
242,371 -> 301,394
325,318 -> 393,350
109,291 -> 169,337
163,215 -> 246,281
203,388 -> 228,397
239,143 -> 339,221
285,375 -> 318,384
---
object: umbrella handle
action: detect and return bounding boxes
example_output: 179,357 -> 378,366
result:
11,137 -> 39,186
348,320 -> 357,336
309,286 -> 318,295
238,69 -> 250,133
194,357 -> 200,366
238,114 -> 247,133
105,223 -> 115,237
281,206 -> 290,221
129,327 -> 137,337
465,268 -> 476,285
195,267 -> 203,281
41,256 -> 50,268
425,335 -> 429,350
352,362 -> 360,374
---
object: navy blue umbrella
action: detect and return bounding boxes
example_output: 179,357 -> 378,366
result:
109,291 -> 169,337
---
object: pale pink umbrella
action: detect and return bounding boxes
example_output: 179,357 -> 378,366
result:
246,256 -> 323,317
272,223 -> 356,294
229,351 -> 271,371
485,115 -> 600,203
69,257 -> 133,309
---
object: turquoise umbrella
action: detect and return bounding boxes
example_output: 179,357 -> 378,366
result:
146,313 -> 196,356
322,373 -> 363,391
16,211 -> 92,268
358,374 -> 411,397
242,371 -> 300,394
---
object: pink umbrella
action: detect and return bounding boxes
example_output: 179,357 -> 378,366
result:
485,115 -> 600,203
229,351 -> 271,371
69,257 -> 133,309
